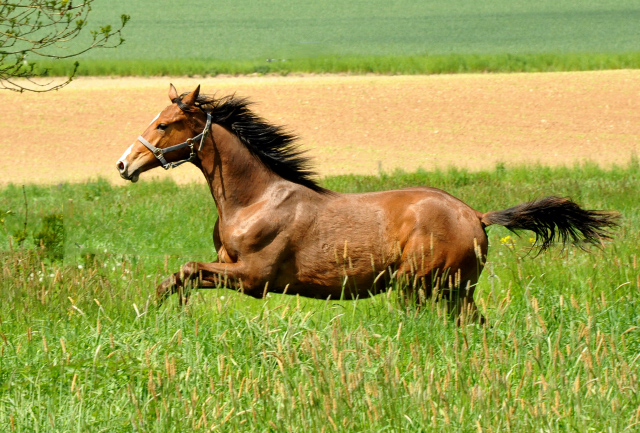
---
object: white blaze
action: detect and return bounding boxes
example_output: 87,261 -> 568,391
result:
148,112 -> 161,126
118,143 -> 134,163
117,111 -> 161,176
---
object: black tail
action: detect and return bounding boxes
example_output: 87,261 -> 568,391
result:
480,196 -> 619,253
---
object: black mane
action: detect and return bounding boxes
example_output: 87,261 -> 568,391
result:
176,92 -> 329,194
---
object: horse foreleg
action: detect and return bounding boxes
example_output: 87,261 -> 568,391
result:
156,271 -> 194,306
156,261 -> 257,305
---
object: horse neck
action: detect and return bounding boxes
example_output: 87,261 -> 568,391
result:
198,124 -> 280,219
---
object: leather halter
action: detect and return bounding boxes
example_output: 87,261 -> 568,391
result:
137,112 -> 212,170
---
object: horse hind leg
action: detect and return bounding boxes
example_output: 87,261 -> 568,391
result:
441,238 -> 488,325
453,283 -> 486,326
445,272 -> 486,326
402,262 -> 486,325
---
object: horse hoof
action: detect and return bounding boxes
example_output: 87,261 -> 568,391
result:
156,277 -> 176,305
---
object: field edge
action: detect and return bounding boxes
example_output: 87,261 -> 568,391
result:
33,52 -> 640,78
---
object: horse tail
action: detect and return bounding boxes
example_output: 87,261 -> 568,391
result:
479,196 -> 619,253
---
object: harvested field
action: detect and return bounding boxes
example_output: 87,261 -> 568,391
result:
1,70 -> 639,185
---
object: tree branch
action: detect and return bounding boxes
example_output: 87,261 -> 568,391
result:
0,0 -> 129,92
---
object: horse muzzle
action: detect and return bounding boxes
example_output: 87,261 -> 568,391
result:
116,159 -> 140,183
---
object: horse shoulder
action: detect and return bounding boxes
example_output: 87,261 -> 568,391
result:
217,185 -> 310,257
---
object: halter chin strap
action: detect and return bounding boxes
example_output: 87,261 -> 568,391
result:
137,112 -> 212,170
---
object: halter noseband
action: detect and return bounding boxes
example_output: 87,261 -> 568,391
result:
137,112 -> 212,170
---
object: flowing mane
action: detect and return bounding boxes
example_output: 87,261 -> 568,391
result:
174,92 -> 329,194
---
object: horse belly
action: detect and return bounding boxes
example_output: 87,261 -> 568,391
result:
278,273 -> 384,300
288,219 -> 393,299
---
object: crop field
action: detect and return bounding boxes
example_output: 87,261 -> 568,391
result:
1,163 -> 639,431
34,0 -> 640,76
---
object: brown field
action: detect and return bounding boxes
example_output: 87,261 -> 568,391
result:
1,70 -> 639,185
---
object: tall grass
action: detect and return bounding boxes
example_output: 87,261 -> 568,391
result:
34,52 -> 640,77
1,163 -> 639,431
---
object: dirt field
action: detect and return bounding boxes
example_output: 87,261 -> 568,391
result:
1,70 -> 639,185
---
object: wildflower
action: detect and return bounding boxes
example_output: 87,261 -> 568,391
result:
500,235 -> 512,245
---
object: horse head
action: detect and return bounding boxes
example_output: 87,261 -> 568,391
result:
117,84 -> 207,182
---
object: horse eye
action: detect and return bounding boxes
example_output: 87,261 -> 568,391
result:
157,123 -> 168,131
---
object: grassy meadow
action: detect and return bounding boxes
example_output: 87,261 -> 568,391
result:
1,163 -> 639,431
33,0 -> 640,76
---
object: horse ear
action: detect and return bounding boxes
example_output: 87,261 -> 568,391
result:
181,85 -> 201,106
169,83 -> 178,101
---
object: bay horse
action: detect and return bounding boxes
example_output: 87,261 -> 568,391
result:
116,84 -> 617,323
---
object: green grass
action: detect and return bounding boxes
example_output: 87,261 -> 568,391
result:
1,163 -> 639,431
30,0 -> 640,76
35,52 -> 640,77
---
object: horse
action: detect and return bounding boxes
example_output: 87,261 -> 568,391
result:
116,84 -> 618,323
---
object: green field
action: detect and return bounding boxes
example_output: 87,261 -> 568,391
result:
34,0 -> 640,76
1,163 -> 639,431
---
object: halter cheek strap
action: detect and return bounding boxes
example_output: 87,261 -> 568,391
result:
138,112 -> 212,170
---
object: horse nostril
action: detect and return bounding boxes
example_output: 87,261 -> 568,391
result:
117,161 -> 125,172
